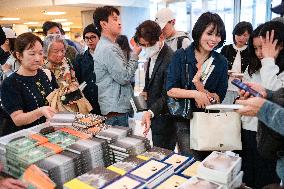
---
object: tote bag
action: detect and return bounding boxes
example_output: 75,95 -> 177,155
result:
190,112 -> 242,151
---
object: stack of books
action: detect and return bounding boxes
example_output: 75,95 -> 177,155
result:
107,156 -> 145,175
154,174 -> 188,189
136,146 -> 173,161
64,166 -> 121,189
162,153 -> 195,173
108,135 -> 151,163
66,138 -> 111,171
127,159 -> 174,188
197,151 -> 243,189
35,153 -> 77,188
178,177 -> 222,189
102,175 -> 146,189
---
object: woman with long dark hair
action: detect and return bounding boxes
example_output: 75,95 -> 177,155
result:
241,21 -> 284,188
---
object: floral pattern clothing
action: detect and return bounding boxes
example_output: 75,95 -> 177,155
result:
44,58 -> 92,113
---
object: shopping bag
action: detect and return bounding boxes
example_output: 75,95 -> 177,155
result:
190,112 -> 242,151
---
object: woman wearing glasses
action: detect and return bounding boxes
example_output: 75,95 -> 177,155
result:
73,24 -> 101,115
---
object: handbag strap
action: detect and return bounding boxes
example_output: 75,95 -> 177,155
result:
183,49 -> 190,90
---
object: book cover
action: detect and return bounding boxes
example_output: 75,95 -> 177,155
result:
154,174 -> 188,189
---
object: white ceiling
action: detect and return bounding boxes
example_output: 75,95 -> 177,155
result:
0,0 -> 150,28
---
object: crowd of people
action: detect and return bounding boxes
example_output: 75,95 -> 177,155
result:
0,5 -> 284,189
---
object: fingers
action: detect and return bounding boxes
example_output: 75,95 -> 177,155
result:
270,30 -> 274,44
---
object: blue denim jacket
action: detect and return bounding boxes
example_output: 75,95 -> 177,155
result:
258,93 -> 284,180
93,36 -> 138,115
166,43 -> 228,111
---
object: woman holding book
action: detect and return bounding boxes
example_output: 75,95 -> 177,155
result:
1,33 -> 58,133
166,12 -> 228,160
43,34 -> 92,114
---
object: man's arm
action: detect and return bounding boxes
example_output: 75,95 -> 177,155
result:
257,100 -> 284,136
104,46 -> 138,85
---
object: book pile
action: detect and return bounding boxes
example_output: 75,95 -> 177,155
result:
197,151 -> 243,189
102,175 -> 146,189
71,113 -> 108,135
50,112 -> 76,126
108,135 -> 151,163
163,153 -> 195,173
95,126 -> 132,143
178,177 -> 222,189
66,138 -> 111,171
6,140 -> 62,178
136,146 -> 173,161
154,174 -> 188,189
35,153 -> 76,188
127,159 -> 174,188
107,156 -> 145,175
64,166 -> 121,189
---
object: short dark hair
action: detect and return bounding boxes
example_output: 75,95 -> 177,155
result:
15,32 -> 43,58
42,21 -> 61,36
192,12 -> 226,50
83,24 -> 101,39
232,21 -> 253,44
134,20 -> 162,44
93,6 -> 120,33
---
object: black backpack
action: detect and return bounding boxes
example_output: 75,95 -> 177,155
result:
257,88 -> 284,160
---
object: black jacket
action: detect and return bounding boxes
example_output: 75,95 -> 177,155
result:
143,43 -> 174,116
220,44 -> 249,73
73,49 -> 101,115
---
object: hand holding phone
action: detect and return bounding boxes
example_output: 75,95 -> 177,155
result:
231,79 -> 263,97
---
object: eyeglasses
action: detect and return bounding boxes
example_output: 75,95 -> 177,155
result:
84,36 -> 97,42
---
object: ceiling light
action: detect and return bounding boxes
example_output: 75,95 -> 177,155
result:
0,18 -> 20,21
61,22 -> 73,26
24,22 -> 39,25
52,19 -> 67,22
43,11 -> 66,15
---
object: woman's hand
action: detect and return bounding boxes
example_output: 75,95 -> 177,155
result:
193,91 -> 211,108
39,106 -> 57,119
1,63 -> 12,73
68,82 -> 79,92
0,178 -> 28,189
261,30 -> 282,59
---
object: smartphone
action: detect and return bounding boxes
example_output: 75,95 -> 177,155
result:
231,79 -> 263,97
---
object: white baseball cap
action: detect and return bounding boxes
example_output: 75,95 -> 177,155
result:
155,8 -> 175,29
2,27 -> 16,38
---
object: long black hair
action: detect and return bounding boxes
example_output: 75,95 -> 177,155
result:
247,24 -> 264,76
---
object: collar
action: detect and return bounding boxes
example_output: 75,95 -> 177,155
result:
151,41 -> 165,60
233,44 -> 247,51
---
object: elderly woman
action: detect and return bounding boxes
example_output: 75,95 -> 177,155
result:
1,33 -> 58,134
43,34 -> 92,114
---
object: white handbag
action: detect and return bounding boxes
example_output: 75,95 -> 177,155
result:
190,112 -> 242,151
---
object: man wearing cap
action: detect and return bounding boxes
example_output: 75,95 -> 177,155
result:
0,27 -> 16,65
155,8 -> 191,51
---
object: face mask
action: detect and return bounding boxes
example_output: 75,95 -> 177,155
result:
143,41 -> 161,58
